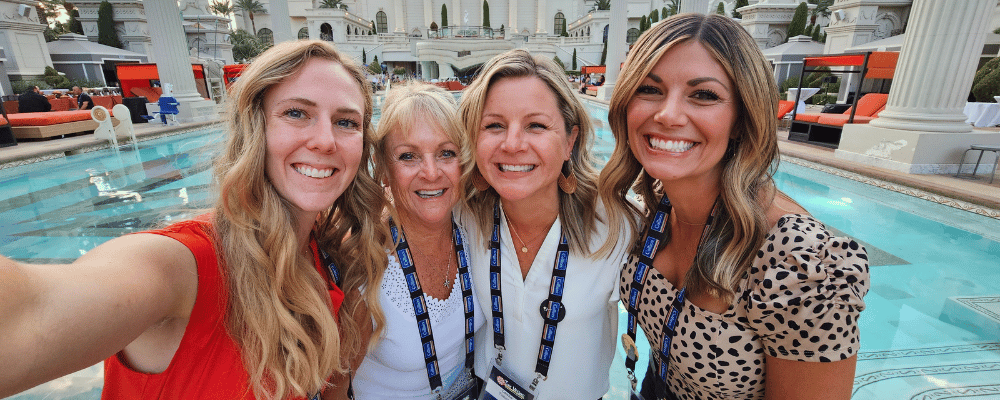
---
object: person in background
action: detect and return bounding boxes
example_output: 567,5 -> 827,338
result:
598,13 -> 870,400
0,40 -> 388,400
350,82 -> 484,399
72,86 -> 93,110
17,86 -> 51,113
457,49 -> 631,399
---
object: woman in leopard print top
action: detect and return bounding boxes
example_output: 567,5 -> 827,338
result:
596,14 -> 870,400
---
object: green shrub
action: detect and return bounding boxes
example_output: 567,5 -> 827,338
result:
98,0 -> 123,49
11,80 -> 50,93
393,67 -> 406,75
369,56 -> 382,74
973,67 -> 1000,102
70,79 -> 105,88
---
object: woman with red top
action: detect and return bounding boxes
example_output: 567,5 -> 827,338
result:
0,40 -> 388,400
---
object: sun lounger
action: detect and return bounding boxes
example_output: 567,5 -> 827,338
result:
789,93 -> 888,148
8,110 -> 100,139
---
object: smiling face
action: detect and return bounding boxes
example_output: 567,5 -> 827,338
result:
263,58 -> 365,226
626,40 -> 738,188
476,76 -> 578,206
385,121 -> 462,227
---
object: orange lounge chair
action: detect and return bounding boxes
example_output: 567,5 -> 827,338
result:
8,110 -> 101,139
794,93 -> 888,123
815,105 -> 886,126
131,87 -> 163,103
777,100 -> 796,119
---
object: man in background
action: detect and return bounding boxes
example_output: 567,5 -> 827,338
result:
72,86 -> 93,110
17,86 -> 51,113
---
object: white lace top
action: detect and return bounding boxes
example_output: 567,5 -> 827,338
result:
352,225 -> 486,400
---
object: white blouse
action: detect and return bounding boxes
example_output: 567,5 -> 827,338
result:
457,200 -> 631,399
352,222 -> 486,400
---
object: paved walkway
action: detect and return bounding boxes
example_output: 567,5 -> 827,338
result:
2,117 -> 998,216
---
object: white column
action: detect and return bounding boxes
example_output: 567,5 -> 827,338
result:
509,0 -> 517,34
144,0 -> 217,122
597,0 -> 626,100
269,0 -> 294,43
535,0 -> 547,34
424,0 -> 433,27
394,0 -> 406,32
836,0 -> 1000,174
453,0 -> 460,26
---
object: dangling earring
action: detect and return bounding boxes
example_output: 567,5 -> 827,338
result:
558,160 -> 577,194
472,170 -> 490,192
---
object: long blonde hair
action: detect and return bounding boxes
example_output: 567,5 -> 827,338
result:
459,49 -> 600,254
598,14 -> 780,300
214,40 -> 388,399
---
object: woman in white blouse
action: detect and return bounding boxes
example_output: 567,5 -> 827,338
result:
456,49 -> 631,399
350,82 -> 485,399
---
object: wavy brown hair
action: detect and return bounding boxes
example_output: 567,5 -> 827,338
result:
213,40 -> 387,399
459,49 -> 600,254
597,14 -> 780,300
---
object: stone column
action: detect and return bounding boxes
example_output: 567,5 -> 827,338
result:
535,0 -> 547,34
394,0 -> 406,32
268,0 -> 294,43
509,0 -> 517,34
597,0 -> 626,101
836,0 -> 1000,174
144,0 -> 217,123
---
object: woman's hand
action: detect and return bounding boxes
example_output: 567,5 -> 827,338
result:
764,355 -> 857,400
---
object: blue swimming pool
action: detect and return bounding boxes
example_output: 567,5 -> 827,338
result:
4,104 -> 1000,399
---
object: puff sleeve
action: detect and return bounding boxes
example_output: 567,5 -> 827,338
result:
745,215 -> 870,362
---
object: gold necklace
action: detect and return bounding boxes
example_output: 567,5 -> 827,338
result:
504,214 -> 530,253
672,211 -> 707,226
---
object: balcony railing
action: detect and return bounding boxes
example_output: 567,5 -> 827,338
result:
427,26 -> 501,39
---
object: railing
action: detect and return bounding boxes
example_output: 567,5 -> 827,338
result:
427,26 -> 500,39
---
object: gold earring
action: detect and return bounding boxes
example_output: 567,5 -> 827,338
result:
558,162 -> 577,194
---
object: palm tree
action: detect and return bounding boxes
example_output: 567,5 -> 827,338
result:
233,0 -> 266,34
593,0 -> 611,11
209,0 -> 235,18
663,0 -> 680,18
318,0 -> 347,10
808,0 -> 833,25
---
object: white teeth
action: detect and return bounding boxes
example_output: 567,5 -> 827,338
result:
294,165 -> 334,178
648,138 -> 695,153
416,189 -> 445,198
499,164 -> 535,172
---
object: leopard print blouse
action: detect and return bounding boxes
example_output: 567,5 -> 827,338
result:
619,214 -> 870,399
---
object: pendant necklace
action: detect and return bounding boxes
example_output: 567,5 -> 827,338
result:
505,213 -> 530,253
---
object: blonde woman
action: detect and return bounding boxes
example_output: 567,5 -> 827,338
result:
598,14 -> 869,400
457,49 -> 631,399
0,40 -> 387,400
349,82 -> 484,399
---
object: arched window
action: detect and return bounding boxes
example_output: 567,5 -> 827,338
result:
626,28 -> 639,44
587,26 -> 590,36
257,28 -> 273,45
321,23 -> 333,41
376,11 -> 388,33
554,12 -> 565,34
298,27 -> 309,39
354,27 -> 358,35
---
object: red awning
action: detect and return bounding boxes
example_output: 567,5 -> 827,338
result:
803,52 -> 898,79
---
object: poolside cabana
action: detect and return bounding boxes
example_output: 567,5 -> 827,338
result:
763,35 -> 826,87
47,34 -> 149,88
788,51 -> 899,148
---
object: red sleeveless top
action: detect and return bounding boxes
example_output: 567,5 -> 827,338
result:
102,217 -> 345,399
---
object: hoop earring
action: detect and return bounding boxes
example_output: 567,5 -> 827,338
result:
558,161 -> 577,194
472,170 -> 490,192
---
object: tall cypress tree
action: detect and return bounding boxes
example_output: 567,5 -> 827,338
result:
732,0 -> 748,19
600,40 -> 607,65
572,48 -> 577,70
787,2 -> 809,39
650,9 -> 659,23
640,15 -> 648,32
441,4 -> 448,27
362,48 -> 367,64
482,1 -> 490,27
98,1 -> 123,49
716,2 -> 726,15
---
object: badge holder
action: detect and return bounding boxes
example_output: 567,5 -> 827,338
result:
479,353 -> 537,400
440,365 -> 479,400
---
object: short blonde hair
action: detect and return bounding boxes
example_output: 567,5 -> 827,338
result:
373,82 -> 468,196
459,49 -> 600,254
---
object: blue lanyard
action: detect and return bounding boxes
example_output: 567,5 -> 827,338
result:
624,196 -> 718,388
317,248 -> 342,288
488,201 -> 569,390
390,219 -> 475,397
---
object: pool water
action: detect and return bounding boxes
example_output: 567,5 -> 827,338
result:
4,103 -> 1000,399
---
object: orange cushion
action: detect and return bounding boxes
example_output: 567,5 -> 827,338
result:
67,97 -> 78,109
777,100 -> 795,119
0,116 -> 7,125
816,114 -> 875,126
794,113 -> 823,123
113,95 -> 123,104
93,96 -> 114,109
49,97 -> 72,112
7,110 -> 94,126
131,87 -> 163,103
854,93 -> 888,117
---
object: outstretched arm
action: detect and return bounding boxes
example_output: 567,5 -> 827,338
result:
0,233 -> 198,396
